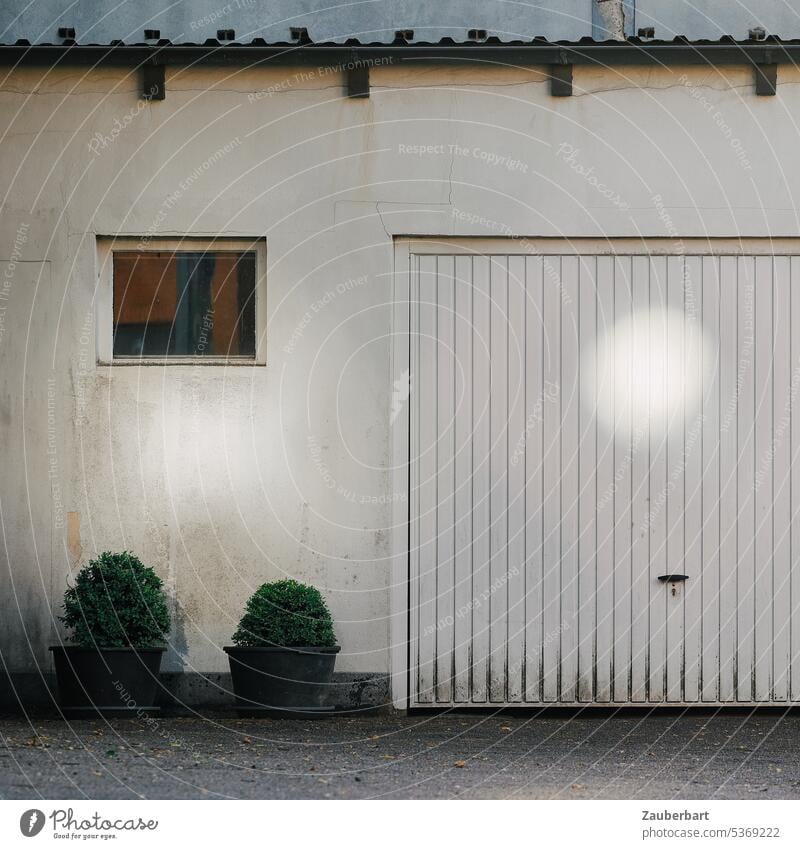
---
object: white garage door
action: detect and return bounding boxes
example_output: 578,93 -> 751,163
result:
408,245 -> 800,705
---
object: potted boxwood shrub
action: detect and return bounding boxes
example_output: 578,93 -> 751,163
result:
50,551 -> 170,716
225,579 -> 340,716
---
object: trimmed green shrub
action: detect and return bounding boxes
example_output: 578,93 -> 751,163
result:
61,551 -> 170,648
232,579 -> 336,648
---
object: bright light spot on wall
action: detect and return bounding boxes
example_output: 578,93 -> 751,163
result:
588,306 -> 711,437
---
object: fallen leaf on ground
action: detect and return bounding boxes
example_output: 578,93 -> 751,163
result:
454,760 -> 466,768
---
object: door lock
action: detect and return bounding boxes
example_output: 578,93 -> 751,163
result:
658,574 -> 689,596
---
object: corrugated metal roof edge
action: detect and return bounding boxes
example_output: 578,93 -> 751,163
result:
3,34 -> 798,47
0,36 -> 795,66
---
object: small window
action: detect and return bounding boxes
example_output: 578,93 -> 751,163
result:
112,250 -> 256,358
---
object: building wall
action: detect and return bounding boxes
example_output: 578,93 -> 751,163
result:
637,1 -> 800,39
4,1 -> 800,44
1,59 -> 799,696
0,1 -> 591,44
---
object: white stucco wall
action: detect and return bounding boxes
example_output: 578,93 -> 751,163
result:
1,59 -> 799,686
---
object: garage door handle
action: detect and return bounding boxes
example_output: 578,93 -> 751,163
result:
657,574 -> 689,583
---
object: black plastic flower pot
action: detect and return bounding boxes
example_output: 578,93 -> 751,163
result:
50,645 -> 165,717
224,645 -> 340,717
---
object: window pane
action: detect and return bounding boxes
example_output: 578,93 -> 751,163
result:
113,250 -> 256,357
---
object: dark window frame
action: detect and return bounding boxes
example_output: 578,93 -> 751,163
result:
97,237 -> 266,366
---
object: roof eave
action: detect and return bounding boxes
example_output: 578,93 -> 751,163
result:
0,40 -> 792,67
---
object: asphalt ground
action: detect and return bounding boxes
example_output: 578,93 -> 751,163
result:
1,710 -> 798,799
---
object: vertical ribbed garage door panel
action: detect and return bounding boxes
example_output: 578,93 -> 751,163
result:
754,256 -> 773,703
414,254 -> 436,702
489,257 -> 509,702
630,254 -> 651,702
595,255 -> 615,702
409,250 -> 800,705
541,256 -> 560,702
453,255 -> 473,704
471,256 -> 491,702
773,257 -> 792,702
684,255 -> 704,703
577,256 -> 598,702
561,257 -> 580,703
737,257 -> 756,703
507,255 -> 527,702
719,255 -> 738,703
792,256 -> 800,703
524,256 -> 544,702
